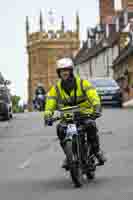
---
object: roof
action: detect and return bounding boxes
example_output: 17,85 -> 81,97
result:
113,43 -> 133,67
74,32 -> 120,65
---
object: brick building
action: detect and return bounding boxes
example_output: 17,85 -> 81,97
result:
26,12 -> 80,110
122,0 -> 133,10
99,0 -> 115,24
99,0 -> 133,24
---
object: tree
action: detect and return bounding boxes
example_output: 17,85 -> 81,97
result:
11,95 -> 24,113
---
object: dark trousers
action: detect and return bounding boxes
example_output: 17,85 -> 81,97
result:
56,119 -> 100,155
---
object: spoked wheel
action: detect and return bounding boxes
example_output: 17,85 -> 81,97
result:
64,140 -> 83,188
70,164 -> 83,188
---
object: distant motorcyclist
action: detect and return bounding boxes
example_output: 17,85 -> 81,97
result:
35,83 -> 46,96
44,57 -> 106,167
33,83 -> 46,111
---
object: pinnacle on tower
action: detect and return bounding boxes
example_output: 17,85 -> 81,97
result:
76,11 -> 80,33
39,10 -> 43,32
26,16 -> 29,40
76,11 -> 80,40
61,16 -> 65,32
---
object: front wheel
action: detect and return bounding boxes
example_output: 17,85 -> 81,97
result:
64,140 -> 83,188
70,164 -> 83,187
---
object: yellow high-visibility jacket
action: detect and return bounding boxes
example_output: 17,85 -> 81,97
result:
45,76 -> 101,115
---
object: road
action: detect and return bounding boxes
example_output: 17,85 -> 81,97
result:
0,108 -> 133,199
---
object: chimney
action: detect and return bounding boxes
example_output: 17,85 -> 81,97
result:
123,9 -> 128,27
87,28 -> 92,48
96,24 -> 103,42
115,16 -> 120,32
105,23 -> 110,38
99,0 -> 115,24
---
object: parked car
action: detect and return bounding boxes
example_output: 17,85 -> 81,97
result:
90,78 -> 123,107
0,80 -> 13,120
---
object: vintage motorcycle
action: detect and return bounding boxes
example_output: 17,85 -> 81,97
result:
33,94 -> 45,111
47,105 -> 100,188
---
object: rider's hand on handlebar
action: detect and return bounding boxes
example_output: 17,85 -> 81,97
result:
93,112 -> 101,118
93,105 -> 102,118
44,110 -> 52,118
44,118 -> 53,126
44,110 -> 53,126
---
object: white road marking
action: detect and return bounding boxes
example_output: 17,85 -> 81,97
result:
17,138 -> 58,169
18,158 -> 32,169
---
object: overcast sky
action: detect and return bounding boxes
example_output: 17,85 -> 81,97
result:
0,0 -> 121,102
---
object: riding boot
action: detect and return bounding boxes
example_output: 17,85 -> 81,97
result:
91,135 -> 107,166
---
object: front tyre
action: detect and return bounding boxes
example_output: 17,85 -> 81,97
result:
70,164 -> 83,188
64,140 -> 83,188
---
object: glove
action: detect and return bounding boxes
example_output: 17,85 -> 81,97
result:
44,110 -> 52,119
93,105 -> 102,118
44,110 -> 53,126
45,118 -> 53,126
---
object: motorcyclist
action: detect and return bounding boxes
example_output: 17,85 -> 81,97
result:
35,83 -> 46,96
33,83 -> 46,110
44,57 -> 106,167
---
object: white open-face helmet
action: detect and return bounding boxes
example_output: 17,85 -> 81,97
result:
56,57 -> 74,72
37,82 -> 43,87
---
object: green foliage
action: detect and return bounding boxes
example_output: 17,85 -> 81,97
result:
11,95 -> 24,113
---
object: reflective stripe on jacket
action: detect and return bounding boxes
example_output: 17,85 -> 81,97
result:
45,76 -> 101,115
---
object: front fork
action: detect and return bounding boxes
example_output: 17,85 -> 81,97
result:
63,135 -> 81,167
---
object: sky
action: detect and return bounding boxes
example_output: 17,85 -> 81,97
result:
0,0 -> 121,102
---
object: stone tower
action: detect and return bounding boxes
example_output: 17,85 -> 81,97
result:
26,12 -> 80,110
99,0 -> 115,24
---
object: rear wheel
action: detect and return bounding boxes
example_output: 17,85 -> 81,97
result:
86,170 -> 95,180
86,156 -> 96,181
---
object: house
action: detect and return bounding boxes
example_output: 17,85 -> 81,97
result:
74,23 -> 120,79
113,24 -> 133,101
74,5 -> 133,81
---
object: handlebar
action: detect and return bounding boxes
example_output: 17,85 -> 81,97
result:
45,105 -> 101,126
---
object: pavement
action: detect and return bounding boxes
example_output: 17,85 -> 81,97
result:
123,98 -> 133,108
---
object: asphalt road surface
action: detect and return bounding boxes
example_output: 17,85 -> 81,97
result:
0,108 -> 133,200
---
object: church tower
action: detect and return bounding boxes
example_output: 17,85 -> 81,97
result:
26,12 -> 80,110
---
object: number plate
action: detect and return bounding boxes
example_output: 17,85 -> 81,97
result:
101,95 -> 112,100
66,124 -> 77,136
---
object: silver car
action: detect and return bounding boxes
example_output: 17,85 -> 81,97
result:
90,78 -> 123,107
